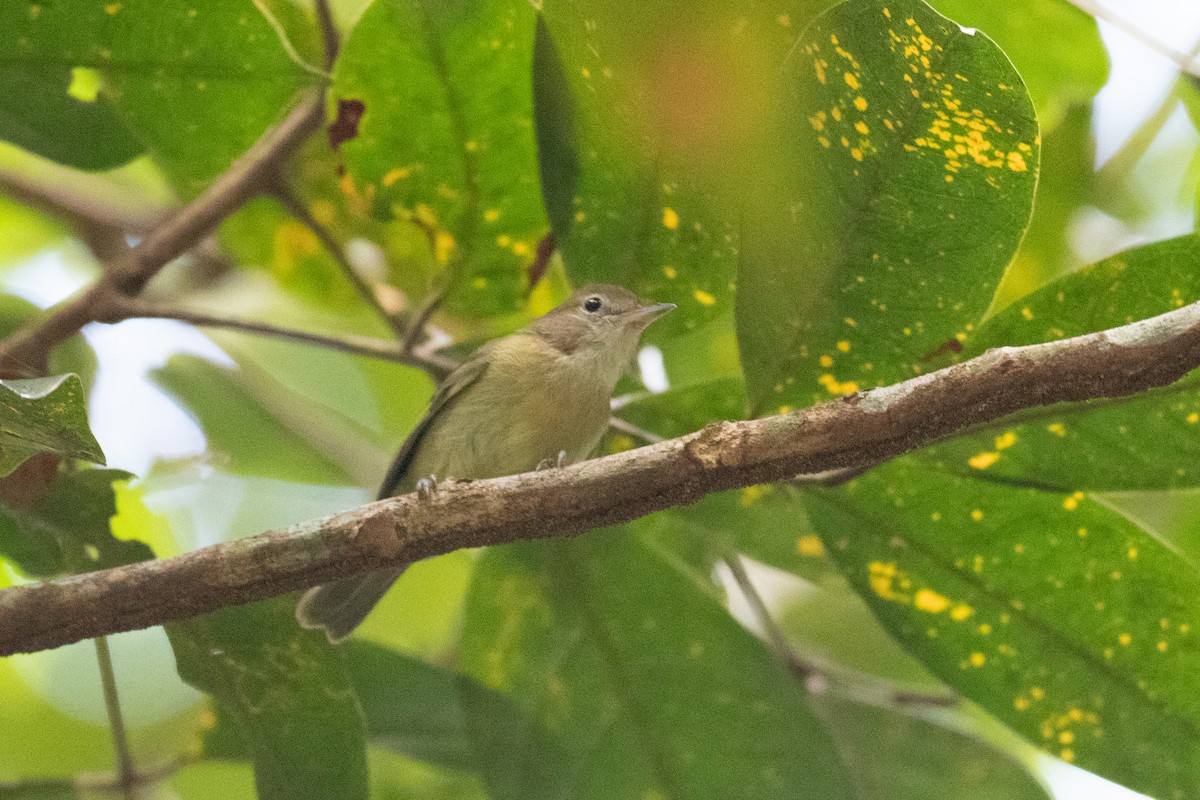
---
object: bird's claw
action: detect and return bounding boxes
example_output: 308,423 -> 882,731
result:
416,475 -> 439,500
536,450 -> 570,472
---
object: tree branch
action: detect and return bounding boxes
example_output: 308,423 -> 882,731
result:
4,298 -> 1200,655
0,87 -> 325,373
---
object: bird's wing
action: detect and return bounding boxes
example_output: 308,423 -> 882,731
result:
376,352 -> 491,499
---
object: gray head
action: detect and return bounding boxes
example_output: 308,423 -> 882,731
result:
531,284 -> 675,384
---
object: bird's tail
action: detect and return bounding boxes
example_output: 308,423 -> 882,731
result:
295,566 -> 406,643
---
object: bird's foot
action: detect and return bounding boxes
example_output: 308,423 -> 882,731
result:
416,475 -> 441,500
536,450 -> 570,471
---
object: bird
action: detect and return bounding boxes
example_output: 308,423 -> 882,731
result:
296,284 -> 675,642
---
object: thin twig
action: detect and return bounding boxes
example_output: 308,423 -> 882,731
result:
94,636 -> 137,800
400,288 -> 449,353
269,178 -> 410,339
724,555 -> 957,707
724,555 -> 823,681
6,292 -> 1200,654
93,295 -> 457,375
1066,0 -> 1200,77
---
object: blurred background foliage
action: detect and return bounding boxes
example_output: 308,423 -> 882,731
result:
2,0 -> 1199,798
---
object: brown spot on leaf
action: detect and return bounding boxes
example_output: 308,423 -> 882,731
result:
328,99 -> 365,152
920,337 -> 963,362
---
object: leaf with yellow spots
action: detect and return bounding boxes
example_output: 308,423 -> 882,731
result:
1,0 -> 318,194
335,0 -> 546,316
808,459 -> 1200,799
927,234 -> 1200,490
460,530 -> 852,799
927,0 -> 1108,133
534,0 -> 760,335
738,0 -> 1038,414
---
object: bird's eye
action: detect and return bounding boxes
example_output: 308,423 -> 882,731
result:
583,296 -> 603,313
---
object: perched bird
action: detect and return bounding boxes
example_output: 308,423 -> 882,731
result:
296,284 -> 675,642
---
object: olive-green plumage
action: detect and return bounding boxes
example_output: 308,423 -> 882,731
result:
295,285 -> 674,642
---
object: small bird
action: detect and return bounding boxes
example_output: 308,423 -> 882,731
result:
296,284 -> 675,642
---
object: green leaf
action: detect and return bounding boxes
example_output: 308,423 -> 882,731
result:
198,638 -> 556,784
166,597 -> 369,800
532,14 -> 578,241
0,65 -> 143,170
737,0 -> 1039,415
927,0 -> 1107,133
536,2 -> 743,334
345,640 -> 565,779
0,784 -> 76,800
151,355 -> 360,486
3,0 -> 317,194
0,375 -> 104,477
0,468 -> 152,577
460,531 -> 852,800
814,696 -> 1051,800
333,0 -> 544,317
807,461 -> 1200,799
927,234 -> 1200,490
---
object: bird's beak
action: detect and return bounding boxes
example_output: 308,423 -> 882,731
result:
627,302 -> 676,327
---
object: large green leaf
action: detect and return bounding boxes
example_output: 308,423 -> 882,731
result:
0,65 -> 143,171
807,461 -> 1200,799
738,0 -> 1039,414
536,0 -> 757,335
151,354 -> 361,486
460,531 -> 852,800
926,234 -> 1200,490
0,469 -> 152,578
0,375 -> 104,477
814,696 -> 1051,800
2,0 -> 317,194
334,0 -> 544,317
927,0 -> 1107,133
166,597 -> 369,800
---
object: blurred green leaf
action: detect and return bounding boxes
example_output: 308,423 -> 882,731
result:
334,0 -> 544,317
807,461 -> 1200,799
167,597 -> 369,800
0,783 -> 76,799
0,375 -> 103,477
151,354 -> 361,486
738,0 -> 1039,414
927,0 -> 1107,133
344,640 -> 563,777
532,14 -> 578,241
537,1 -> 748,335
460,531 -> 852,800
2,0 -> 317,194
814,697 -> 1051,800
990,102 -> 1094,307
0,468 -> 152,578
0,65 -> 143,170
927,234 -> 1200,490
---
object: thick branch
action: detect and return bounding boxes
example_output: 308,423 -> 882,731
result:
3,299 -> 1200,655
0,88 -> 324,371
